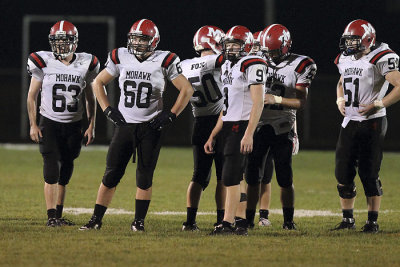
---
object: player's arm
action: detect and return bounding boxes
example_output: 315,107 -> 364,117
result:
26,77 -> 43,143
170,74 -> 194,116
336,76 -> 345,116
84,82 -> 96,146
204,111 -> 223,154
92,70 -> 126,126
265,86 -> 307,109
241,84 -> 264,154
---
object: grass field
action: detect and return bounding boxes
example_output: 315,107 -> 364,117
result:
1,145 -> 400,266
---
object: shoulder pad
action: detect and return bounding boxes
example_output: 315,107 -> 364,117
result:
29,52 -> 46,69
89,55 -> 99,71
215,54 -> 225,68
161,52 -> 178,68
334,53 -> 341,65
295,57 -> 315,74
111,48 -> 120,64
240,57 -> 267,72
369,49 -> 395,65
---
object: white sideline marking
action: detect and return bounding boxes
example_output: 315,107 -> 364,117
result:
0,143 -> 109,151
63,208 -> 398,217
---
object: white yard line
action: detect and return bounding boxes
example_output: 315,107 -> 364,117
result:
64,207 -> 397,217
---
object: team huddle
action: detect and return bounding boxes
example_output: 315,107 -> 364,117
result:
27,18 -> 400,235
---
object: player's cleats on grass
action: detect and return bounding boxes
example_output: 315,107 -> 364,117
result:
210,222 -> 235,235
330,218 -> 355,231
46,218 -> 61,227
182,222 -> 200,231
361,221 -> 379,233
234,226 -> 248,236
282,221 -> 297,230
258,218 -> 272,227
131,219 -> 145,232
79,216 -> 102,230
58,217 -> 76,226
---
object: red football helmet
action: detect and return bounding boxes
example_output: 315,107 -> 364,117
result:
193,25 -> 224,54
339,19 -> 376,56
261,24 -> 292,63
127,19 -> 160,56
251,31 -> 263,54
48,20 -> 78,60
222,25 -> 253,61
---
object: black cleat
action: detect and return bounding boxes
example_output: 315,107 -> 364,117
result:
46,218 -> 61,227
330,218 -> 355,231
182,222 -> 200,231
210,223 -> 235,235
58,217 -> 76,226
248,222 -> 255,229
361,221 -> 379,233
234,226 -> 248,236
79,216 -> 102,231
213,221 -> 223,227
131,219 -> 145,232
282,221 -> 297,230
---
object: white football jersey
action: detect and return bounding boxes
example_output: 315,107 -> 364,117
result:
181,54 -> 224,117
260,54 -> 317,134
27,51 -> 100,123
105,48 -> 181,123
335,43 -> 399,127
221,55 -> 267,122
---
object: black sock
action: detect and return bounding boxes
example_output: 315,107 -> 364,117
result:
216,209 -> 224,224
56,205 -> 63,219
47,209 -> 56,219
135,199 -> 151,221
283,207 -> 294,222
93,204 -> 107,222
235,217 -> 248,228
186,207 -> 198,224
246,209 -> 256,225
259,209 -> 269,219
342,209 -> 354,219
222,220 -> 232,227
368,211 -> 378,222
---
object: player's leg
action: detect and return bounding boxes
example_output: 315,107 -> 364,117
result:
259,152 -> 274,227
57,120 -> 83,225
234,179 -> 248,235
272,129 -> 296,230
131,123 -> 162,231
214,140 -> 225,226
211,122 -> 247,235
79,125 -> 134,230
358,117 -> 386,233
245,124 -> 269,229
39,116 -> 62,227
183,144 -> 213,231
332,122 -> 358,230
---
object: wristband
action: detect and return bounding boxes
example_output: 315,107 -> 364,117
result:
374,100 -> 384,109
336,97 -> 345,105
274,95 -> 283,104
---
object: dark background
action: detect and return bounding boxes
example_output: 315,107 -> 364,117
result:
1,0 -> 400,149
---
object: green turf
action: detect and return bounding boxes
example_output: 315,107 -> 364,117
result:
1,146 -> 400,266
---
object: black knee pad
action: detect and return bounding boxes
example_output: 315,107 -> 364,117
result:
337,183 -> 357,199
277,176 -> 293,188
42,153 -> 59,184
136,169 -> 154,190
58,161 -> 74,186
192,170 -> 211,190
363,178 -> 383,197
240,193 -> 247,202
102,167 -> 126,188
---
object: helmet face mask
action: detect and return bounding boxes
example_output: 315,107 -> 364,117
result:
127,19 -> 160,58
223,40 -> 244,61
339,35 -> 362,55
222,25 -> 253,62
49,21 -> 78,60
263,48 -> 285,64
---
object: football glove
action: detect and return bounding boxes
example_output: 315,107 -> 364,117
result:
104,106 -> 127,126
150,111 -> 176,131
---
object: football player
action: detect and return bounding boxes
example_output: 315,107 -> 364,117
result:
79,19 -> 193,231
245,24 -> 317,230
180,26 -> 226,231
332,19 -> 400,233
27,20 -> 99,227
205,26 -> 266,235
